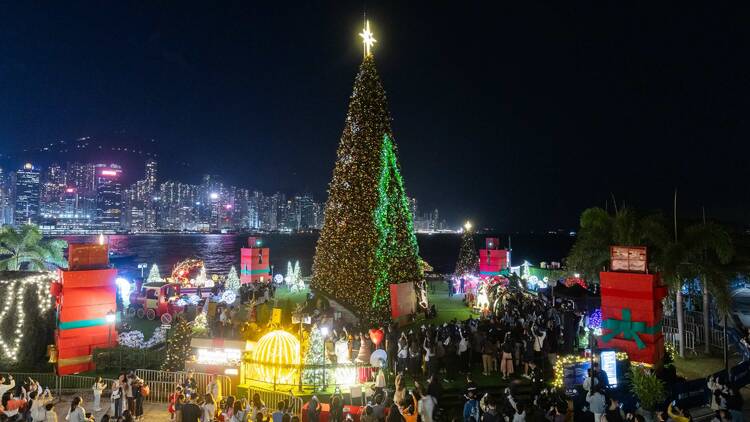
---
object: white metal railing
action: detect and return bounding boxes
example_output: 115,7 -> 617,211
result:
134,369 -> 232,398
663,326 -> 696,354
710,328 -> 726,350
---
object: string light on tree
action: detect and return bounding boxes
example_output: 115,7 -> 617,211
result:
146,264 -> 162,283
226,266 -> 240,291
0,272 -> 57,361
312,21 -> 424,324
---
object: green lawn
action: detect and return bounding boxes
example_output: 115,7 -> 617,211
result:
424,279 -> 475,324
673,351 -> 740,380
120,312 -> 160,338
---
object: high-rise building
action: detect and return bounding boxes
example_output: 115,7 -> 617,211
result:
0,167 -> 12,225
67,162 -> 97,221
13,163 -> 41,225
95,164 -> 123,231
40,163 -> 66,218
144,159 -> 158,230
297,194 -> 316,229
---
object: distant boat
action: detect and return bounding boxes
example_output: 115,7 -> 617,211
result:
109,251 -> 136,261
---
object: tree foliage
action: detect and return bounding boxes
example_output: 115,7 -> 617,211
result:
454,229 -> 478,276
312,55 -> 422,324
161,315 -> 193,371
0,225 -> 67,271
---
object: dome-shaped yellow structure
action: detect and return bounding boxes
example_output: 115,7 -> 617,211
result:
252,330 -> 300,385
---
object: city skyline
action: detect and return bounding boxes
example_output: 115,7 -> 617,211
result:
2,4 -> 747,230
0,157 -> 449,234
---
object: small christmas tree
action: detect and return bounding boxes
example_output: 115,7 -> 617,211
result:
286,261 -> 294,285
302,325 -> 327,385
226,266 -> 241,291
195,266 -> 208,287
455,222 -> 479,276
147,264 -> 162,283
162,315 -> 193,371
293,261 -> 301,281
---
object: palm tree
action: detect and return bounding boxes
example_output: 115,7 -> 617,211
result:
0,225 -> 68,271
641,214 -> 734,357
566,206 -> 643,283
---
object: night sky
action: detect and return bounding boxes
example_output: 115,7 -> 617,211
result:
1,2 -> 748,231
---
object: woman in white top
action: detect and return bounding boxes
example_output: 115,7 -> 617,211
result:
66,396 -> 92,422
92,376 -> 107,411
202,393 -> 216,422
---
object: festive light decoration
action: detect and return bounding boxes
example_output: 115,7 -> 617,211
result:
552,352 -> 629,388
194,265 -> 208,287
253,330 -> 301,385
117,326 -> 168,349
162,316 -> 193,371
455,222 -> 479,276
146,264 -> 162,283
286,262 -> 294,285
226,266 -> 241,291
358,20 -> 377,57
221,290 -> 237,304
312,48 -> 422,324
193,299 -> 208,334
302,325 -> 327,385
0,272 -> 56,361
115,277 -> 131,308
334,336 -> 356,386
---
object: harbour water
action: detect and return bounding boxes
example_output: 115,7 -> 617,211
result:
62,233 -> 575,279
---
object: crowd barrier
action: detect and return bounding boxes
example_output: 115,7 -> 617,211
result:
134,369 -> 232,399
0,370 -> 230,404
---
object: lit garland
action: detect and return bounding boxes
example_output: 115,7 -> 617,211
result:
311,53 -> 422,324
552,352 -> 628,388
0,272 -> 56,361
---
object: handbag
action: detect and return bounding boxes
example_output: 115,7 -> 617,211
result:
142,384 -> 150,396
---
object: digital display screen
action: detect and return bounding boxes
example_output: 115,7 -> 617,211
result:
600,350 -> 618,386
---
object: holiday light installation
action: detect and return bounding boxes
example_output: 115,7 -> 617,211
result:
312,21 -> 423,323
252,330 -> 301,385
0,272 -> 56,361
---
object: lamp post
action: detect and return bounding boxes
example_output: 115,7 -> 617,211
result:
137,263 -> 147,278
106,310 -> 116,346
321,326 -> 329,389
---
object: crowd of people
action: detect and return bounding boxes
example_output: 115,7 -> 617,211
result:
0,375 -> 56,421
168,382 -> 299,422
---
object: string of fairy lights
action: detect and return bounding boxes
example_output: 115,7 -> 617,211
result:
0,272 -> 56,361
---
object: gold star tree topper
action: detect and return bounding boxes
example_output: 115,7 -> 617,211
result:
359,20 -> 377,57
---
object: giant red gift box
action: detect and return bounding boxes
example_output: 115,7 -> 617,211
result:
598,271 -> 667,364
55,266 -> 117,375
479,249 -> 509,276
240,247 -> 270,284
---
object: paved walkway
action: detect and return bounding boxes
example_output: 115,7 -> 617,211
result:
52,393 -> 170,421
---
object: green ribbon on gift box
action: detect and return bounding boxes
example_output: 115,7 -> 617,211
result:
600,308 -> 661,350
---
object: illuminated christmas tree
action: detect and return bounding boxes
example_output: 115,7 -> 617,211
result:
455,222 -> 479,276
162,315 -> 193,371
312,23 -> 422,324
286,262 -> 294,285
195,266 -> 208,287
226,266 -> 240,291
302,325 -> 327,385
147,264 -> 162,283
